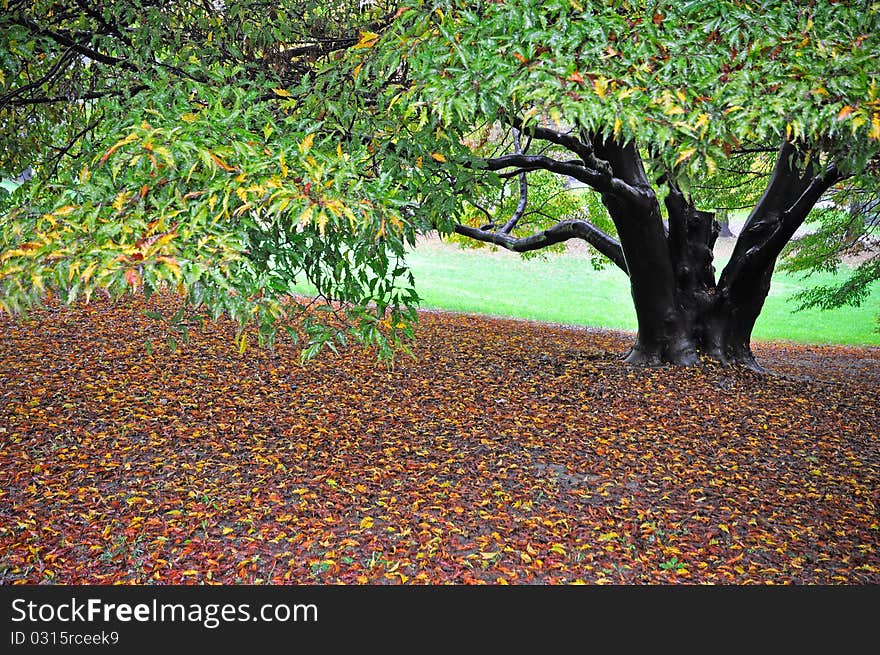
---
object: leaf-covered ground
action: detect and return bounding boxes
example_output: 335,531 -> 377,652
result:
1,294 -> 878,584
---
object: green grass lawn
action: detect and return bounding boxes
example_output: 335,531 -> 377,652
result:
403,240 -> 880,346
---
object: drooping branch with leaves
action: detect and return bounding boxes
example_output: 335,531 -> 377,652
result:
1,0 -> 878,369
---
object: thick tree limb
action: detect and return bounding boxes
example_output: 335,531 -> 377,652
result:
749,162 -> 844,270
482,153 -> 640,200
718,142 -> 806,287
453,219 -> 628,273
506,116 -> 597,165
719,143 -> 843,296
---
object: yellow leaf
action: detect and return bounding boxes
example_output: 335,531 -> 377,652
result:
222,527 -> 234,535
81,261 -> 98,284
166,509 -> 183,517
354,31 -> 380,49
718,523 -> 729,533
613,116 -> 622,138
181,112 -> 199,123
549,543 -> 567,556
360,516 -> 375,529
598,531 -> 618,542
480,551 -> 500,560
238,331 -> 247,354
182,570 -> 199,576
593,76 -> 609,98
52,204 -> 78,217
520,552 -> 532,563
300,133 -> 315,153
674,148 -> 696,167
0,248 -> 25,262
112,191 -> 128,212
430,152 -> 446,163
155,256 -> 181,280
299,204 -> 314,225
870,113 -> 880,141
273,87 -> 291,98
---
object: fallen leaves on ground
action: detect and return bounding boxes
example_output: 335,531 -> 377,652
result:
1,294 -> 878,584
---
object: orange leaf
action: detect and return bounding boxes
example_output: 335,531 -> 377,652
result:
837,105 -> 854,121
125,268 -> 141,290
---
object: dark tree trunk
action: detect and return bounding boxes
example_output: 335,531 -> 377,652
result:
592,137 -> 698,366
602,142 -> 841,371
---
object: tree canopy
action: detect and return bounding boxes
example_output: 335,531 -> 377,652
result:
1,0 -> 878,363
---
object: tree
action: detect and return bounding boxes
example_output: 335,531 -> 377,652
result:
1,1 -> 878,369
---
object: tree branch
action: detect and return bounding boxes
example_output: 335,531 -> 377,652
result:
3,84 -> 148,108
500,129 -> 528,234
74,0 -> 132,45
10,15 -> 138,70
749,162 -> 844,270
506,116 -> 597,164
482,153 -> 640,200
46,116 -> 102,177
453,219 -> 628,273
0,47 -> 77,109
